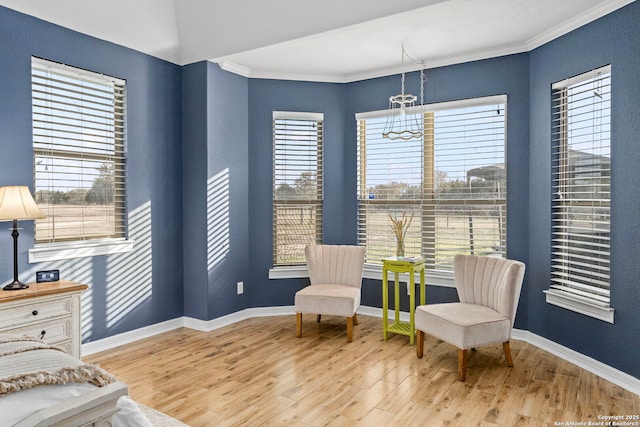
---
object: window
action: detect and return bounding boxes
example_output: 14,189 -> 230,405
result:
273,112 -> 323,266
357,95 -> 506,274
31,58 -> 126,248
545,65 -> 613,323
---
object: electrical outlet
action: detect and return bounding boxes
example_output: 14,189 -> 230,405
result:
237,281 -> 244,294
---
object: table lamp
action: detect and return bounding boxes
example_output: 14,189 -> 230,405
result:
0,186 -> 45,290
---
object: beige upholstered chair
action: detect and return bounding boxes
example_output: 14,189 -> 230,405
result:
416,254 -> 525,381
295,244 -> 366,342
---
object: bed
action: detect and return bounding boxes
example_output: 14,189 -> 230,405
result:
0,334 -> 148,427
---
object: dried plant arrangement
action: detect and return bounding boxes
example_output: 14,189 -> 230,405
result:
389,211 -> 414,257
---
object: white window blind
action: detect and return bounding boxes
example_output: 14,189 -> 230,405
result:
357,96 -> 506,271
32,57 -> 126,244
273,112 -> 323,266
547,65 -> 612,317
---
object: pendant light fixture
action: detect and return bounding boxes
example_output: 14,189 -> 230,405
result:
382,44 -> 427,141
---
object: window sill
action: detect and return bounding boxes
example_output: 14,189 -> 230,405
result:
269,263 -> 456,288
29,239 -> 135,263
544,289 -> 614,324
269,265 -> 308,279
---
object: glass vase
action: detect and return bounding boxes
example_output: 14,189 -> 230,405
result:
396,240 -> 405,257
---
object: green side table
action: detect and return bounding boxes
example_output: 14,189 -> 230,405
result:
382,257 -> 426,345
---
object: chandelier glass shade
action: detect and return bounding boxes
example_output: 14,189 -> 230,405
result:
382,45 -> 426,141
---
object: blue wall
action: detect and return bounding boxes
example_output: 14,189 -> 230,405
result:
528,1 -> 640,377
182,62 -> 209,320
246,54 -> 530,314
344,54 -> 531,320
247,79 -> 347,307
182,62 -> 250,320
205,63 -> 249,318
245,4 -> 639,379
0,6 -> 184,342
0,2 -> 638,380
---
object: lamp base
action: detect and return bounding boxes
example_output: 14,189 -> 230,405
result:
3,280 -> 29,291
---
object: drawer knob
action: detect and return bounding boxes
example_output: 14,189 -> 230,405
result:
40,330 -> 46,339
32,310 -> 39,316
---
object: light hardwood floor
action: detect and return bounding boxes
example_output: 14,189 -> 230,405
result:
85,315 -> 639,426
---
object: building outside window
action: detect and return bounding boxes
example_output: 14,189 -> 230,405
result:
545,65 -> 613,323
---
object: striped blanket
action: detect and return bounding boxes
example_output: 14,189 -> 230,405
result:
0,335 -> 115,396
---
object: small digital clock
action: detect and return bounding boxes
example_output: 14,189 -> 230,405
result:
36,270 -> 60,283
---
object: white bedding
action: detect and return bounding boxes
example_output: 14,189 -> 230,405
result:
0,383 -> 152,427
0,334 -> 149,426
0,383 -> 96,425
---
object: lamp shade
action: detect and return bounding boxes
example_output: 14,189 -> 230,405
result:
0,186 -> 45,221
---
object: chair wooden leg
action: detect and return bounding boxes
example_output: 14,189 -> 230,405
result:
316,314 -> 321,323
353,313 -> 359,325
416,330 -> 424,358
296,313 -> 302,338
347,317 -> 354,342
458,349 -> 467,382
503,341 -> 514,367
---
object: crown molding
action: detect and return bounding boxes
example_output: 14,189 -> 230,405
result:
216,0 -> 635,84
216,60 -> 348,83
216,60 -> 251,78
344,42 -> 529,83
526,0 -> 636,50
216,41 -> 529,84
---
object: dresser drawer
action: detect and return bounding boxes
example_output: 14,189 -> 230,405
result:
0,281 -> 88,358
3,317 -> 73,345
0,296 -> 72,330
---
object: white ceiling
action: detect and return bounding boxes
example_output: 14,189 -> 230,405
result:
0,0 -> 634,82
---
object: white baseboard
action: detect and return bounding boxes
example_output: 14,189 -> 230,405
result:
182,306 -> 294,331
82,306 -> 295,356
82,317 -> 184,356
358,305 -> 411,322
81,305 -> 639,396
511,329 -> 640,396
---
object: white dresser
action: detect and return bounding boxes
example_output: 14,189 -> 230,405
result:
0,281 -> 88,358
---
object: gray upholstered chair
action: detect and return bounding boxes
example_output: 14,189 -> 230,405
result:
295,244 -> 366,342
415,254 -> 525,381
